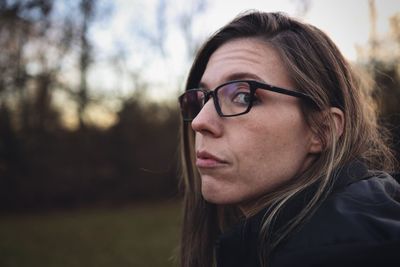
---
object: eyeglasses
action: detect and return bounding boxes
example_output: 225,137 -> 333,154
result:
178,80 -> 315,121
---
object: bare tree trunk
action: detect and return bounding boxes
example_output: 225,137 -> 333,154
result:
78,0 -> 94,130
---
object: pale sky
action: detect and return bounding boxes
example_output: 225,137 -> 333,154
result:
195,0 -> 399,60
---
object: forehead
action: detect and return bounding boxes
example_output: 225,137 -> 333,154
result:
201,38 -> 293,89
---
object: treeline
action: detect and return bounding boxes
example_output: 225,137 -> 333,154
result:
0,98 -> 180,211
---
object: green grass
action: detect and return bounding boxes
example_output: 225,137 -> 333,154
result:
0,201 -> 181,267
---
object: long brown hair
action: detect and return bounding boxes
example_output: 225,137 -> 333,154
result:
179,11 -> 395,267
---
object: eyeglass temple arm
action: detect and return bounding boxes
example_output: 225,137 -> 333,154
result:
257,83 -> 316,103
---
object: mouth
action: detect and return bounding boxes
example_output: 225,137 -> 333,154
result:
196,151 -> 228,168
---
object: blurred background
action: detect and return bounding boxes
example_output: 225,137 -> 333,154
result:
0,0 -> 399,266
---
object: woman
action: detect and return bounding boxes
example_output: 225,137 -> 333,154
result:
177,11 -> 400,267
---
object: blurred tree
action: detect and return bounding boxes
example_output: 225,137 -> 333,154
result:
135,0 -> 208,65
0,0 -> 56,133
0,0 -> 54,210
110,98 -> 180,200
358,1 -> 400,162
176,0 -> 208,58
77,0 -> 95,129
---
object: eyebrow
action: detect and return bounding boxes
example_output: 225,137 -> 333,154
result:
199,72 -> 265,89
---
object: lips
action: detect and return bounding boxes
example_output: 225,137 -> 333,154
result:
196,151 -> 228,168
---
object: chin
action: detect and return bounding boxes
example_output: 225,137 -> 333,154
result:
203,195 -> 237,205
201,186 -> 243,205
200,174 -> 246,205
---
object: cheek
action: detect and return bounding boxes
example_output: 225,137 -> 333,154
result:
199,106 -> 313,205
232,113 -> 312,189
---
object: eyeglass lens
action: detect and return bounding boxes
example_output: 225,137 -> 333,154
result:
179,81 -> 252,121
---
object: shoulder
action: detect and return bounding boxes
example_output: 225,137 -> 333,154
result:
305,172 -> 400,243
272,172 -> 400,267
313,172 -> 400,242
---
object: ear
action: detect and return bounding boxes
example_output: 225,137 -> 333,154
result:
330,107 -> 345,138
308,107 -> 345,154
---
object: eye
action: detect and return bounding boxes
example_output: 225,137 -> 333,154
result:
221,82 -> 250,105
218,82 -> 260,107
232,92 -> 253,105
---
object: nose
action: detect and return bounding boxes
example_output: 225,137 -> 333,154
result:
191,97 -> 223,137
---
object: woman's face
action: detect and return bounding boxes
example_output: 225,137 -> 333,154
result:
192,38 -> 319,212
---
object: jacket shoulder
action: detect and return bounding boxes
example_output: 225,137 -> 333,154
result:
299,173 -> 400,243
272,173 -> 400,266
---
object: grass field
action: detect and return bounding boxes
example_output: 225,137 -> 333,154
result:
0,201 -> 181,267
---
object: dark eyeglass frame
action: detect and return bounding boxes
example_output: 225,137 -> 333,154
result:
178,79 -> 316,122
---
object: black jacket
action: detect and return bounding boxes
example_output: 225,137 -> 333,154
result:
215,161 -> 400,267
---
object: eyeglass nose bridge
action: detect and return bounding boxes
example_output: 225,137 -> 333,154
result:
200,89 -> 223,117
203,90 -> 215,103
